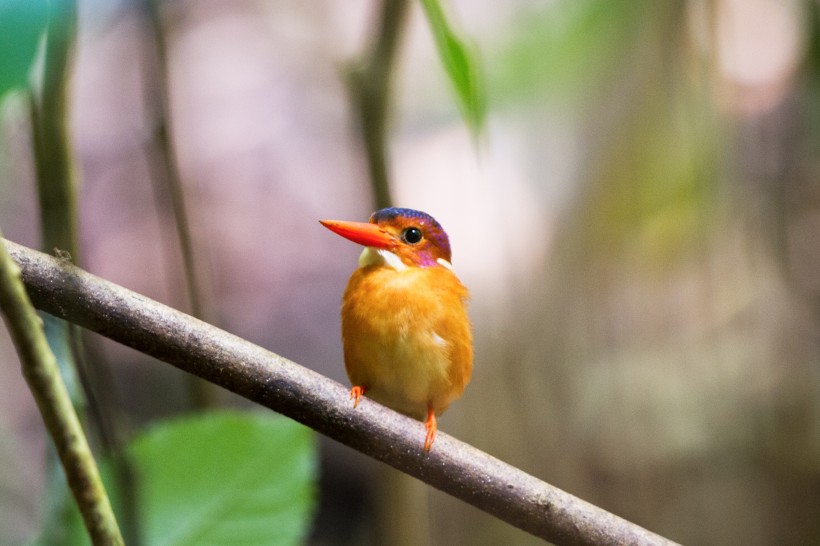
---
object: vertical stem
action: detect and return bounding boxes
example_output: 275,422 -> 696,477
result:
0,234 -> 124,546
347,0 -> 411,209
30,0 -> 79,258
142,0 -> 217,408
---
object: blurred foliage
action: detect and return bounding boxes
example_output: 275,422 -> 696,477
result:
492,0 -> 681,104
40,412 -> 317,546
806,0 -> 820,140
419,0 -> 485,134
425,1 -> 820,545
578,89 -> 722,272
0,0 -> 47,99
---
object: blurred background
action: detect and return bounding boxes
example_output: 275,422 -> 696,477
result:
2,0 -> 820,544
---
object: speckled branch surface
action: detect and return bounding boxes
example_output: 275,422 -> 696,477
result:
3,238 -> 678,546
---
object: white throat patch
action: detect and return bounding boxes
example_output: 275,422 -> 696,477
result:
359,247 -> 408,271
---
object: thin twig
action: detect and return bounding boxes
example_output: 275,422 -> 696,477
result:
141,0 -> 218,409
3,238 -> 679,546
30,0 -> 79,258
0,238 -> 124,546
347,0 -> 410,209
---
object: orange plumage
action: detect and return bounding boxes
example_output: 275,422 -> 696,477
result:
320,208 -> 472,452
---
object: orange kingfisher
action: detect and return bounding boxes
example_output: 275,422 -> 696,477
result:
320,208 -> 473,452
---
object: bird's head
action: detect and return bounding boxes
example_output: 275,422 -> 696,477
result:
320,207 -> 453,270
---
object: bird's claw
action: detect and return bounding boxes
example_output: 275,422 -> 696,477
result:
350,386 -> 365,408
423,408 -> 437,453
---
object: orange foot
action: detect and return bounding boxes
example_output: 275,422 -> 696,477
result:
423,407 -> 437,453
350,386 -> 366,408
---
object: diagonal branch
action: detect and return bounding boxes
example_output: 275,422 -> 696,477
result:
2,238 -> 678,546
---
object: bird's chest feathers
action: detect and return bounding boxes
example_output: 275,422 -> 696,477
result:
345,265 -> 444,338
341,254 -> 468,411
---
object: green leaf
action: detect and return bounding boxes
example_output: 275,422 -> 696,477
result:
43,411 -> 317,546
0,0 -> 48,97
419,0 -> 486,134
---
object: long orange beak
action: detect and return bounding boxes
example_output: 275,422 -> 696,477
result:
319,219 -> 397,250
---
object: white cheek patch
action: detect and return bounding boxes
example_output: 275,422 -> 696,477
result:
380,250 -> 408,271
359,247 -> 408,271
436,258 -> 453,271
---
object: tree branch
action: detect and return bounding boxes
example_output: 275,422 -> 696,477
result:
2,238 -> 678,546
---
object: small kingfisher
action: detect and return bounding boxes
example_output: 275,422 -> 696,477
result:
320,208 -> 473,452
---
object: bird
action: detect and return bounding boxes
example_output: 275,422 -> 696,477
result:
320,207 -> 472,452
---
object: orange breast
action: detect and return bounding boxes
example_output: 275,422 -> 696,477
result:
340,264 -> 472,421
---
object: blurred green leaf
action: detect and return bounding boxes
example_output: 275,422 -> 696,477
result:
0,0 -> 47,97
577,86 -> 721,273
43,411 -> 317,546
419,0 -> 486,133
492,0 -> 672,104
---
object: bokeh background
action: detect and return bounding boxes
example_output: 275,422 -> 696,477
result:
3,0 -> 820,544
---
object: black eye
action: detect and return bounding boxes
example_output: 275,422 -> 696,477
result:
401,227 -> 423,244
